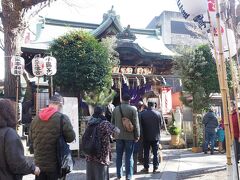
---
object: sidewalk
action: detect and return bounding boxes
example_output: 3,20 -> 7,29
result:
23,148 -> 227,180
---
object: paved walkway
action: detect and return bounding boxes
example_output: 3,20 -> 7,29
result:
23,148 -> 228,180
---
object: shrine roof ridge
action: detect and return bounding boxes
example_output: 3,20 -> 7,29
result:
43,17 -> 159,36
45,17 -> 99,30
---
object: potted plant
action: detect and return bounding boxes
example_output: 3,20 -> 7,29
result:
168,113 -> 181,145
169,124 -> 181,145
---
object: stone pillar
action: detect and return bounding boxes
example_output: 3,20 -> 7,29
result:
174,106 -> 182,131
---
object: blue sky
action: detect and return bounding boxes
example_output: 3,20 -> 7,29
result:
0,0 -> 179,80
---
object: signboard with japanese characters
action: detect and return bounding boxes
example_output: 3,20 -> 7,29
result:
43,56 -> 57,76
112,66 -> 120,73
32,57 -> 44,77
62,97 -> 79,151
120,67 -> 133,74
113,66 -> 152,75
136,67 -> 152,75
10,56 -> 25,76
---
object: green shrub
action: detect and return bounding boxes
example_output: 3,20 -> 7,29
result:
169,125 -> 181,135
49,30 -> 112,94
168,112 -> 181,135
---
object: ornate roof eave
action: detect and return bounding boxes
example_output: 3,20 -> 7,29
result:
116,40 -> 173,60
92,16 -> 124,37
130,28 -> 160,36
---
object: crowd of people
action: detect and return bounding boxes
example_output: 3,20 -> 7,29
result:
3,93 -> 240,180
85,94 -> 164,180
0,94 -> 163,180
202,102 -> 240,162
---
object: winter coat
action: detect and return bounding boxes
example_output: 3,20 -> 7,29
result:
231,110 -> 240,139
0,127 -> 35,180
203,111 -> 218,133
29,107 -> 76,172
139,108 -> 163,141
86,115 -> 116,165
111,102 -> 140,140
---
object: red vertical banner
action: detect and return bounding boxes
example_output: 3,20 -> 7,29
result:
161,87 -> 172,114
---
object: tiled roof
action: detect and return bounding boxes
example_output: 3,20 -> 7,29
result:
22,9 -> 175,57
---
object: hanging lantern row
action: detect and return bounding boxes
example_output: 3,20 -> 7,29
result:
176,0 -> 237,58
10,55 -> 57,76
32,56 -> 57,77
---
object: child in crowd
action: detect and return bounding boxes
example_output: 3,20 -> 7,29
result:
216,122 -> 225,153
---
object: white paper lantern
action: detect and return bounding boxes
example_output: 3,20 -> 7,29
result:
176,0 -> 208,20
43,56 -> 57,76
11,56 -> 25,76
32,57 -> 44,77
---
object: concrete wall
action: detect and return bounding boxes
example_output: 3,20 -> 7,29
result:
156,11 -> 207,47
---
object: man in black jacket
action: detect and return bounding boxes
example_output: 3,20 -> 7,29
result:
140,101 -> 163,173
203,107 -> 218,155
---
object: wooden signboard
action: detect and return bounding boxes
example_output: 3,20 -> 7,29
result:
62,97 -> 80,151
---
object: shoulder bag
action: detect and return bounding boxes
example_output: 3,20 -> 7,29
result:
57,115 -> 74,178
119,105 -> 134,132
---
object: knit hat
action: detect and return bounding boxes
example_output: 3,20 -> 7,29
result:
49,94 -> 64,105
94,106 -> 104,116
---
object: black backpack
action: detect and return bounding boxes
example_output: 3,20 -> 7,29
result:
82,122 -> 102,156
56,115 -> 74,178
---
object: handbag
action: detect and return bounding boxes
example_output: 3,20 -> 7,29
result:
57,115 -> 74,178
119,105 -> 134,132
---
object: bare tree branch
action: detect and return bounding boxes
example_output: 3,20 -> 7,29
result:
22,2 -> 48,20
22,0 -> 49,9
0,25 -> 3,33
0,39 -> 4,51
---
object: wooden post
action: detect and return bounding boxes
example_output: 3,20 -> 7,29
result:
215,0 -> 232,170
15,75 -> 19,128
193,113 -> 197,147
119,75 -> 122,102
36,77 -> 39,114
208,8 -> 234,149
224,22 -> 239,143
49,76 -> 53,98
225,14 -> 240,143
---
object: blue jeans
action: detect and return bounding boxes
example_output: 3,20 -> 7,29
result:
143,140 -> 159,169
116,139 -> 135,180
204,131 -> 216,152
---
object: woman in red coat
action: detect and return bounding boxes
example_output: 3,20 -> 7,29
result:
231,102 -> 240,163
